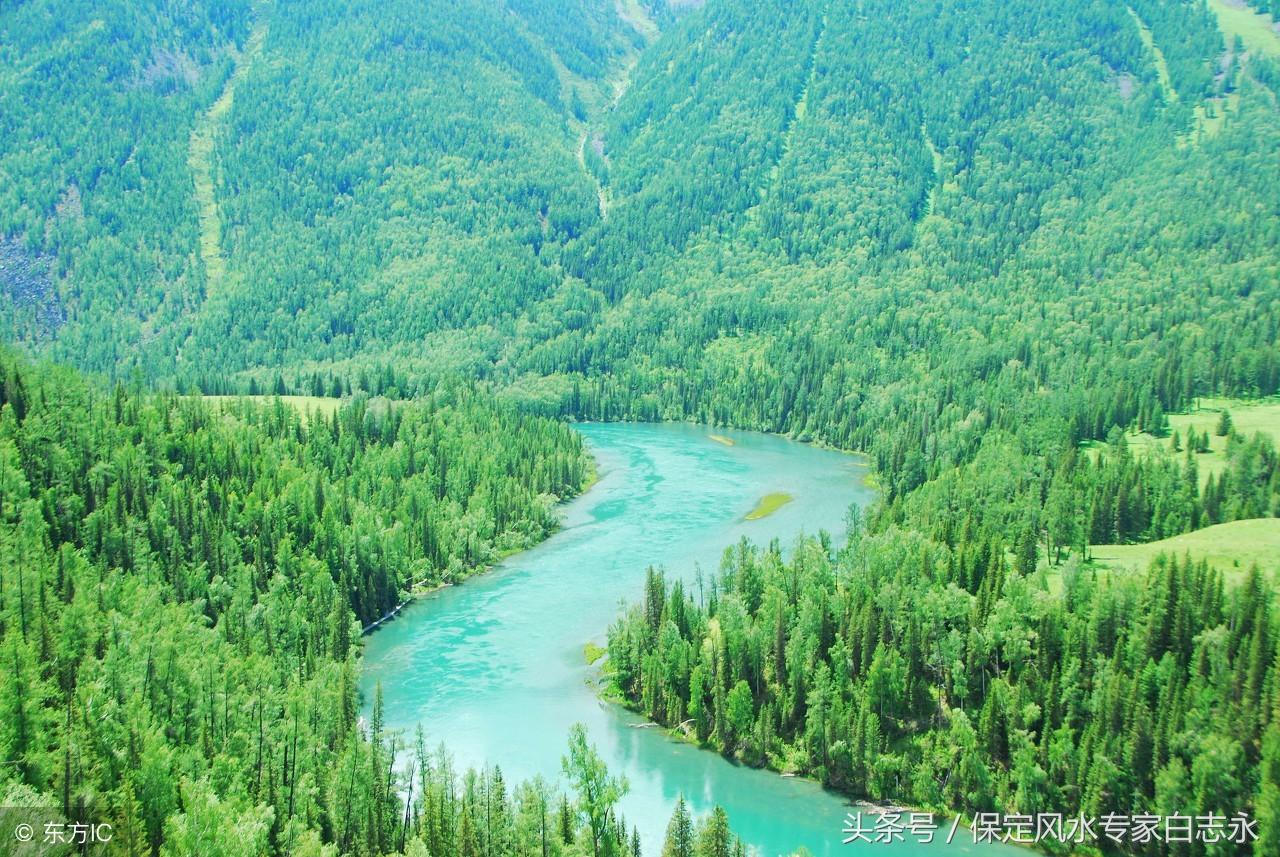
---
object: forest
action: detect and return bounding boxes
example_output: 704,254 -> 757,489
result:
0,349 -> 754,854
609,530 -> 1280,855
2,0 -> 1280,853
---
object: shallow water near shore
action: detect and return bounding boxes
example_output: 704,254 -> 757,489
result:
360,422 -> 1022,856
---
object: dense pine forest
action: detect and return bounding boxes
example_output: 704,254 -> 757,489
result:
0,350 -> 755,854
609,537 -> 1280,855
3,0 -> 1280,854
0,350 -> 613,849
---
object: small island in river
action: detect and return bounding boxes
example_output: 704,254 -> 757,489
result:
745,492 -> 794,520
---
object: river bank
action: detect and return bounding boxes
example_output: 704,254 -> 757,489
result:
359,423 -> 1019,856
359,451 -> 600,635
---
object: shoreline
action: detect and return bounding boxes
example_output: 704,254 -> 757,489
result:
570,418 -> 879,494
360,420 -> 892,854
360,447 -> 600,637
592,670 -> 1048,856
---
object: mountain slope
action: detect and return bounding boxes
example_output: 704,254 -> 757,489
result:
6,0 -> 1276,404
2,0 -> 1278,521
0,0 -> 644,376
0,0 -> 254,365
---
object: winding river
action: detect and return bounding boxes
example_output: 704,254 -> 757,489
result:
360,423 -> 1019,857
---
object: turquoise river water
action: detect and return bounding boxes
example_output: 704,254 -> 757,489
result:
359,423 -> 1022,857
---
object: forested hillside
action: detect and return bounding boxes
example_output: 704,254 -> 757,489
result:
0,0 -> 252,363
0,0 -> 642,377
2,0 -> 1280,853
609,536 -> 1280,855
0,351 -> 609,852
6,0 -> 1277,435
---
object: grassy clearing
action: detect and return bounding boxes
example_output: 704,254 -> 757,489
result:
1207,0 -> 1280,59
1176,1 -> 1279,146
1090,518 -> 1280,585
1189,91 -> 1242,141
1096,397 -> 1280,486
202,395 -> 344,422
554,0 -> 660,219
745,492 -> 794,521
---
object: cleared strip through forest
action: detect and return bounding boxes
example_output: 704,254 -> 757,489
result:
573,0 -> 661,220
920,124 -> 945,219
758,13 -> 826,206
188,14 -> 268,298
1127,7 -> 1178,103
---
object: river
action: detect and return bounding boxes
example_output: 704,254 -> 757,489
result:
359,422 -> 1022,857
